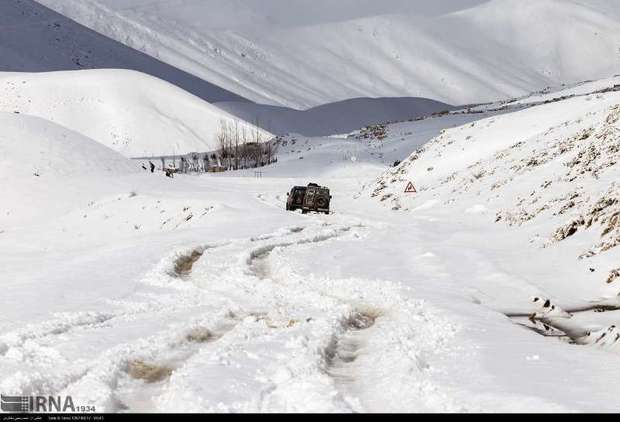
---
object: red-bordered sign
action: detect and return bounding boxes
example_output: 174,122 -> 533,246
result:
404,182 -> 417,193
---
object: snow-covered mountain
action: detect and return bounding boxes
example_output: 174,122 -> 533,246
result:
0,0 -> 247,103
215,97 -> 454,136
1,0 -> 461,137
0,69 -> 270,157
37,0 -> 620,108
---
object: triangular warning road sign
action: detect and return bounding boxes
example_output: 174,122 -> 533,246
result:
404,182 -> 417,193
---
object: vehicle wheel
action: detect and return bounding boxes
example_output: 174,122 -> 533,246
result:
302,210 -> 308,214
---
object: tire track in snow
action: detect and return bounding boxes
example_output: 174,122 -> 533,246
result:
123,220 -> 460,412
129,222 -> 381,412
219,223 -> 384,411
57,225 -> 327,412
247,228 -> 468,412
114,316 -> 241,412
57,225 -> 330,411
2,220 -> 462,412
247,226 -> 354,280
323,309 -> 382,410
0,242 -> 229,364
0,232 -> 262,405
240,223 -> 385,402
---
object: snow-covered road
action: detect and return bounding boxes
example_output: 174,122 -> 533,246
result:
0,172 -> 457,412
4,79 -> 620,412
4,171 -> 620,413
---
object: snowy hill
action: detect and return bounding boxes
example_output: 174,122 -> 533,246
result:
0,0 -> 246,103
216,97 -> 454,136
1,0 -> 465,136
370,79 -> 620,310
0,112 -> 138,226
37,0 -> 620,108
0,69 -> 270,157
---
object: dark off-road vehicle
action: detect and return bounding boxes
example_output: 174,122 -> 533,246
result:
286,183 -> 331,214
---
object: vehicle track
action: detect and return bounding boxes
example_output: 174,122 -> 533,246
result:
230,223 -> 464,412
3,220 -> 462,412
247,227 -> 353,280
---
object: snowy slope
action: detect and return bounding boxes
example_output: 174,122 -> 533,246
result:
371,85 -> 620,311
0,0 -> 247,103
1,0 -> 457,136
216,97 -> 454,136
0,112 -> 138,226
37,0 -> 620,108
0,70 -> 270,157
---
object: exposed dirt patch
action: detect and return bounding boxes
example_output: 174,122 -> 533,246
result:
607,269 -> 620,284
173,249 -> 204,278
345,310 -> 379,331
250,313 -> 299,329
126,360 -> 174,383
325,309 -> 381,380
185,327 -> 215,343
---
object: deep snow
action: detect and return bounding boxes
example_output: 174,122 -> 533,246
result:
3,73 -> 620,412
0,69 -> 270,157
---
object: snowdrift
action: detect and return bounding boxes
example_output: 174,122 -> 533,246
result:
0,69 -> 271,158
0,112 -> 138,226
38,0 -> 620,108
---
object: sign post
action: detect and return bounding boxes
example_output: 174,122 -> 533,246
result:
404,182 -> 417,193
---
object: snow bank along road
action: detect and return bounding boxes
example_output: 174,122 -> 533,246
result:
3,77 -> 620,412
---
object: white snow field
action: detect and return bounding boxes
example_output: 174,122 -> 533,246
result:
36,0 -> 620,108
3,74 -> 620,413
0,112 -> 139,227
0,70 -> 270,158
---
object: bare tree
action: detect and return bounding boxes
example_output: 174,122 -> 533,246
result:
264,138 -> 279,165
240,125 -> 249,169
227,122 -> 235,170
251,118 -> 264,167
233,120 -> 240,170
216,119 -> 228,166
